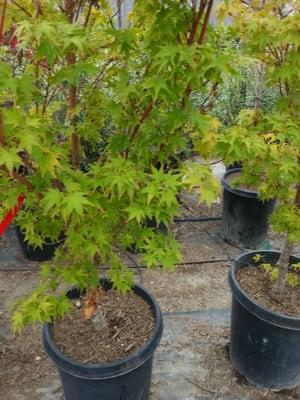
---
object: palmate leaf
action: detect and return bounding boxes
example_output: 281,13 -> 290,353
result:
107,266 -> 134,294
182,163 -> 220,207
62,192 -> 93,218
12,312 -> 24,334
0,148 -> 21,172
126,205 -> 145,224
55,296 -> 71,317
19,133 -> 41,154
42,189 -> 63,213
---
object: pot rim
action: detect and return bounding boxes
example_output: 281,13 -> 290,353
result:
229,250 -> 300,330
221,168 -> 259,199
43,280 -> 163,379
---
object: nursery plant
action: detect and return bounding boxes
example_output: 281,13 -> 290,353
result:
218,0 -> 300,296
0,0 -> 236,398
215,0 -> 300,389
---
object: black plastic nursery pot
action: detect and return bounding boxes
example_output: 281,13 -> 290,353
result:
145,217 -> 168,234
229,250 -> 300,390
43,280 -> 163,400
15,226 -> 63,262
221,168 -> 276,249
225,161 -> 243,171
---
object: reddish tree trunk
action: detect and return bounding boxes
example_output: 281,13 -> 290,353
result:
65,1 -> 80,168
0,110 -> 4,146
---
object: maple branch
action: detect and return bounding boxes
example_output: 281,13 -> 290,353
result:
199,82 -> 219,111
74,0 -> 85,21
124,101 -> 154,158
67,53 -> 79,168
41,81 -> 50,114
0,0 -> 7,43
117,0 -> 123,28
35,62 -> 40,114
91,58 -> 118,88
188,0 -> 206,46
65,0 -> 80,168
0,110 -> 4,146
183,1 -> 213,107
65,0 -> 75,22
295,157 -> 300,210
130,101 -> 154,142
296,184 -> 300,210
33,0 -> 43,16
42,85 -> 59,114
84,0 -> 93,27
10,1 -> 32,17
198,0 -> 214,45
0,165 -> 34,192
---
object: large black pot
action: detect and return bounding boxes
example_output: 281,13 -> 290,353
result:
229,250 -> 300,389
225,161 -> 243,171
15,226 -> 63,262
221,168 -> 276,249
43,280 -> 163,400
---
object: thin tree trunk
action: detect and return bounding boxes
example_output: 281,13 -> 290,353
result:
65,0 -> 80,168
0,110 -> 4,146
117,0 -> 122,28
254,63 -> 264,109
0,0 -> 8,43
272,157 -> 300,298
198,0 -> 214,45
272,233 -> 292,297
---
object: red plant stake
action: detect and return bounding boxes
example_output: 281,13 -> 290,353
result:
0,195 -> 25,236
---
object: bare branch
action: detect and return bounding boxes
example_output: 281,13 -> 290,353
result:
10,1 -> 32,17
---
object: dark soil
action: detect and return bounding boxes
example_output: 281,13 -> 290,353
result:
52,289 -> 155,364
226,172 -> 258,192
236,266 -> 300,317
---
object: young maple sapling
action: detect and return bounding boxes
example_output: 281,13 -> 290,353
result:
0,0 -> 235,330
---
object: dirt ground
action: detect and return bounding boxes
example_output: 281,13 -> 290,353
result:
0,193 -> 299,400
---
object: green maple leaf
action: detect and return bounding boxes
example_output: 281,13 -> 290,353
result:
42,189 -> 63,213
0,148 -> 20,172
12,311 -> 24,334
62,192 -> 93,218
56,296 -> 71,316
126,205 -> 145,223
20,133 -> 41,154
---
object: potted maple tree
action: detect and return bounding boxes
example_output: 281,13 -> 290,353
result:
0,1 -> 232,399
217,0 -> 300,389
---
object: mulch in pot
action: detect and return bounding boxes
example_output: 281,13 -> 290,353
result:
225,172 -> 258,192
52,289 -> 155,364
236,266 -> 300,317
